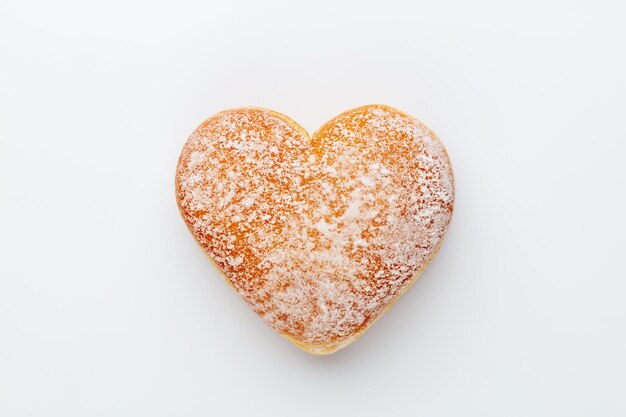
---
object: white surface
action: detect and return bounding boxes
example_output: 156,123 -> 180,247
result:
1,0 -> 625,415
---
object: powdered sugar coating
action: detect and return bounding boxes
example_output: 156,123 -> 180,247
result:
175,105 -> 454,349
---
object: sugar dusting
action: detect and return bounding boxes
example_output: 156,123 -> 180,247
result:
175,105 -> 454,346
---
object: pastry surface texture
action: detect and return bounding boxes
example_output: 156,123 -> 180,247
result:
175,105 -> 454,354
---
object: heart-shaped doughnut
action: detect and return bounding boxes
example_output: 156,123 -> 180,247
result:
175,105 -> 454,354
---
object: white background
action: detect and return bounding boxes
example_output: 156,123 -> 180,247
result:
1,0 -> 625,415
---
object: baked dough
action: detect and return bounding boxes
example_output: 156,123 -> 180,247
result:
175,105 -> 454,354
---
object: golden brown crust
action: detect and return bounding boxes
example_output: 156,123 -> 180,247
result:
176,105 -> 454,354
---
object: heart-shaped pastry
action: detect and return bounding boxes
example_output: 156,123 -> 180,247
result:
176,105 -> 454,354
